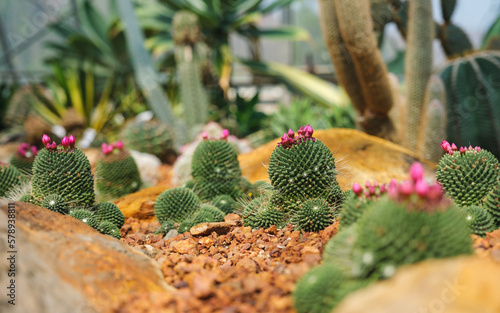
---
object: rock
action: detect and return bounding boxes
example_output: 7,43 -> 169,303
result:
130,150 -> 162,185
334,256 -> 500,313
164,229 -> 179,240
224,213 -> 242,224
235,258 -> 258,273
190,222 -> 236,236
238,128 -> 435,190
114,185 -> 169,220
172,238 -> 199,255
0,201 -> 172,313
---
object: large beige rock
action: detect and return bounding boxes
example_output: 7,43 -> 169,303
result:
334,256 -> 500,313
0,201 -> 172,313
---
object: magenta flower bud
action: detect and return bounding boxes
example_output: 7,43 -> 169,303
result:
379,184 -> 386,193
352,182 -> 363,195
50,141 -> 57,150
415,179 -> 429,197
287,128 -> 295,139
399,181 -> 413,196
459,146 -> 467,154
101,143 -> 109,154
368,185 -> 376,195
409,162 -> 424,182
451,143 -> 457,151
221,129 -> 230,140
389,178 -> 397,189
107,146 -> 114,154
42,134 -> 51,146
475,146 -> 481,152
440,140 -> 451,152
304,124 -> 313,137
427,184 -> 443,200
365,181 -> 372,188
61,136 -> 70,149
31,146 -> 38,156
297,126 -> 305,137
468,145 -> 473,150
68,135 -> 76,148
202,131 -> 208,140
115,141 -> 123,150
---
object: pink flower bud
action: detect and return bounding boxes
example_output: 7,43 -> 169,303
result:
221,129 -> 230,140
459,146 -> 467,154
115,141 -> 123,150
475,146 -> 481,152
101,143 -> 109,154
50,141 -> 57,150
399,181 -> 413,196
202,132 -> 208,140
304,124 -> 313,137
287,128 -> 295,139
468,145 -> 473,150
415,179 -> 429,197
409,162 -> 424,182
440,140 -> 451,152
106,146 -> 114,154
379,184 -> 386,193
427,184 -> 443,200
42,134 -> 51,146
365,181 -> 372,188
451,143 -> 457,151
368,185 -> 376,195
61,136 -> 69,148
31,146 -> 38,156
352,182 -> 363,195
297,126 -> 305,137
448,149 -> 454,155
68,135 -> 76,148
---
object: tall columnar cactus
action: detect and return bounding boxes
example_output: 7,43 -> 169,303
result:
121,119 -> 175,163
154,187 -> 200,223
172,10 -> 209,139
95,141 -> 142,201
436,142 -> 500,207
9,143 -> 38,175
191,130 -> 242,200
0,162 -> 22,197
483,182 -> 500,227
268,126 -> 341,209
32,135 -> 95,208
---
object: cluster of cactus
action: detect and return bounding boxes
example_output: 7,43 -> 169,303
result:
294,162 -> 473,313
9,143 -> 38,175
121,119 -> 176,163
241,194 -> 286,230
95,141 -> 142,201
0,162 -> 22,197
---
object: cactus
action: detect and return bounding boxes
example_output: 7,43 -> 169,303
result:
93,202 -> 125,229
121,119 -> 175,163
154,187 -> 200,224
0,162 -> 22,197
436,142 -> 500,207
440,0 -> 457,22
268,126 -> 339,209
439,51 -> 500,158
293,198 -> 336,232
95,142 -> 142,201
32,135 -> 95,208
462,205 -> 496,237
483,182 -> 500,227
242,194 -> 285,230
155,221 -> 175,236
41,194 -> 68,215
69,209 -> 99,229
9,143 -> 38,175
212,194 -> 237,214
340,181 -> 388,228
178,219 -> 195,233
193,204 -> 225,224
439,24 -> 473,58
19,194 -> 36,204
97,221 -> 121,239
191,133 -> 242,200
323,224 -> 357,274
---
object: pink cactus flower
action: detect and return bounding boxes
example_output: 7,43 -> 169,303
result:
221,129 -> 230,140
352,182 -> 363,195
304,124 -> 313,137
297,126 -> 305,137
202,131 -> 208,140
399,181 -> 413,196
42,134 -> 51,146
61,136 -> 70,149
415,179 -> 429,197
451,143 -> 458,151
68,135 -> 76,148
409,162 -> 424,182
368,185 -> 376,196
115,141 -> 123,150
475,146 -> 481,152
101,143 -> 109,154
459,146 -> 467,154
440,140 -> 451,152
30,146 -> 38,156
379,184 -> 386,193
50,141 -> 57,150
287,128 -> 295,139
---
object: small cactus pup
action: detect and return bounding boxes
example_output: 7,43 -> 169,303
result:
483,182 -> 500,227
293,198 -> 336,232
192,204 -> 225,224
0,162 -> 22,197
191,130 -> 242,201
95,141 -> 142,201
462,205 -> 496,237
32,134 -> 95,209
93,202 -> 125,229
212,194 -> 238,214
155,187 -> 200,224
178,219 -> 195,233
154,220 -> 175,236
97,220 -> 121,239
352,162 -> 472,279
69,209 -> 100,229
268,125 -> 341,210
9,143 -> 38,175
436,141 -> 500,207
41,194 -> 68,214
242,193 -> 285,230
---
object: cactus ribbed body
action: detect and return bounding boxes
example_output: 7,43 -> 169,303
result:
93,202 -> 125,229
436,149 -> 500,207
155,187 -> 200,223
19,194 -> 36,204
178,219 -> 195,233
96,150 -> 142,200
0,163 -> 22,197
193,204 -> 225,224
41,194 -> 68,214
69,209 -> 99,229
462,205 -> 496,237
98,221 -> 121,239
340,193 -> 372,228
294,198 -> 335,232
32,147 -> 94,208
155,221 -> 175,236
483,182 -> 500,227
242,195 -> 285,230
323,224 -> 357,275
439,52 -> 500,158
212,194 -> 237,214
9,154 -> 34,175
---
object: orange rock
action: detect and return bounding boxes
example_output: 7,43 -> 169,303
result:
235,257 -> 258,273
173,238 -> 199,255
114,185 -> 169,221
190,222 -> 235,236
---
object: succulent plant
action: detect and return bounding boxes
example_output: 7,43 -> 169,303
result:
436,142 -> 500,207
322,224 -> 357,275
69,209 -> 99,229
191,133 -> 242,201
155,220 -> 175,236
462,205 -> 496,237
293,198 -> 336,232
193,204 -> 225,224
155,187 -> 200,224
0,162 -> 22,197
483,182 -> 500,227
41,194 -> 68,214
9,143 -> 38,175
95,141 -> 142,201
121,119 -> 176,163
178,219 -> 195,233
340,181 -> 389,228
242,194 -> 285,230
19,193 -> 36,204
212,194 -> 238,214
93,202 -> 125,229
268,126 -> 340,210
32,135 -> 95,208
97,221 -> 121,239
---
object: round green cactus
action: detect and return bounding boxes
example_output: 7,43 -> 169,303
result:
242,195 -> 285,229
97,221 -> 121,239
323,224 -> 357,275
178,219 -> 195,233
212,194 -> 237,214
292,263 -> 347,313
69,209 -> 99,229
93,202 -> 125,229
121,120 -> 175,163
193,204 -> 225,224
155,220 -> 175,236
19,193 -> 36,204
96,148 -> 142,201
294,198 -> 336,232
268,127 -> 338,209
155,187 -> 200,223
0,163 -> 22,197
436,145 -> 500,207
32,144 -> 95,209
191,139 -> 242,200
483,182 -> 500,227
41,194 -> 68,214
462,205 -> 496,237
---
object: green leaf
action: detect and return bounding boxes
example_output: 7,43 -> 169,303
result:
245,26 -> 310,41
260,0 -> 295,14
482,14 -> 500,49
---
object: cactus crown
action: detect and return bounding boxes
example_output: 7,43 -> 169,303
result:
154,187 -> 200,223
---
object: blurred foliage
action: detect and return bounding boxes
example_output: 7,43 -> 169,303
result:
0,83 -> 18,131
482,13 -> 500,50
